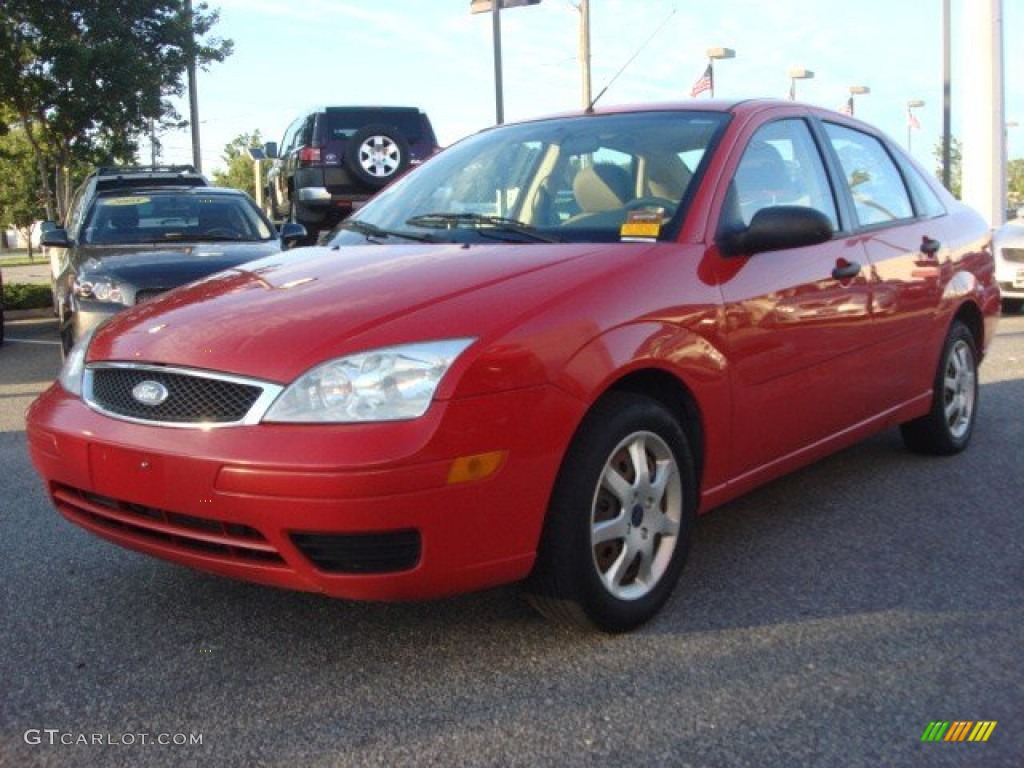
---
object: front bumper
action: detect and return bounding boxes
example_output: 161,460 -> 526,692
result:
995,255 -> 1024,299
27,383 -> 583,600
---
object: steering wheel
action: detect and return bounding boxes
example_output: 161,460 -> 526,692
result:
625,197 -> 677,213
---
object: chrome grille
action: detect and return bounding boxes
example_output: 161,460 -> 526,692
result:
84,363 -> 282,427
1000,247 -> 1024,264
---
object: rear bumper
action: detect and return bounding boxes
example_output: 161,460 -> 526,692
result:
26,382 -> 583,601
296,186 -> 331,203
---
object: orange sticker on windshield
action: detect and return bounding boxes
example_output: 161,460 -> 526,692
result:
620,208 -> 664,240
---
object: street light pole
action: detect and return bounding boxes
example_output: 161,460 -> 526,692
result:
185,0 -> 202,172
848,85 -> 870,116
491,3 -> 504,124
942,0 -> 952,191
788,68 -> 814,101
706,47 -> 735,98
470,0 -> 542,125
579,0 -> 591,108
907,99 -> 925,152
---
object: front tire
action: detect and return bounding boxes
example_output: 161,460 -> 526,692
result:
900,320 -> 979,455
525,393 -> 697,632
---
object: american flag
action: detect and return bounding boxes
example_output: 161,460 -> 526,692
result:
907,106 -> 921,130
690,64 -> 712,98
839,97 -> 854,116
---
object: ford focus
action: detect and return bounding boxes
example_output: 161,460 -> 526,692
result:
27,100 -> 999,632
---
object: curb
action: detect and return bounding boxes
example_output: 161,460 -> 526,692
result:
4,308 -> 55,320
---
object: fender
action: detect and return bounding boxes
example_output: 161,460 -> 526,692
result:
553,320 -> 734,505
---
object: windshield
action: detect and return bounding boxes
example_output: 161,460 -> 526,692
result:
328,110 -> 728,246
82,193 -> 275,245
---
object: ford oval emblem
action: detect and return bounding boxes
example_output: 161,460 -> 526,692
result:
131,380 -> 169,407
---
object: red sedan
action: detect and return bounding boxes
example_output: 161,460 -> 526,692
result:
27,101 -> 999,632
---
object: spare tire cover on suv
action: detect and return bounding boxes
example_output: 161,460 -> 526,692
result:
344,124 -> 412,188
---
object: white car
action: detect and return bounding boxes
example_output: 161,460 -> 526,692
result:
994,217 -> 1024,313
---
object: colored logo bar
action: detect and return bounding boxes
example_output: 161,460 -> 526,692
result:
921,721 -> 997,742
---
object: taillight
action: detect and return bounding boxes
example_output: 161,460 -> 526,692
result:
298,146 -> 321,165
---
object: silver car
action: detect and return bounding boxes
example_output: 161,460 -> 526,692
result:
993,216 -> 1024,313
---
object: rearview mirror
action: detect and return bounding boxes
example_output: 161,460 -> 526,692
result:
718,206 -> 833,257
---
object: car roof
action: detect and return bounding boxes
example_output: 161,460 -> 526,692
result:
93,186 -> 248,199
318,106 -> 426,115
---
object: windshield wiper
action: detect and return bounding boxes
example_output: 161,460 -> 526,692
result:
406,213 -> 561,243
339,219 -> 438,244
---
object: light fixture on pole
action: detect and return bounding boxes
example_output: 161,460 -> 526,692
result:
846,85 -> 869,116
247,147 -> 265,209
787,68 -> 814,101
706,47 -> 735,98
907,99 -> 925,151
470,0 -> 542,125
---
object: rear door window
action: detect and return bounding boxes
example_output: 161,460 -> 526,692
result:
825,123 -> 914,227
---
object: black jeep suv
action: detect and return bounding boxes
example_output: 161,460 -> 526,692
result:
264,107 -> 438,240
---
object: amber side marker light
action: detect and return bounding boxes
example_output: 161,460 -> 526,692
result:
447,451 -> 507,485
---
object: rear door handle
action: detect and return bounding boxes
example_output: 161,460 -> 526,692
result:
832,259 -> 862,280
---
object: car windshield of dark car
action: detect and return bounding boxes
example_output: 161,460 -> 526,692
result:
81,193 -> 275,245
327,111 -> 728,246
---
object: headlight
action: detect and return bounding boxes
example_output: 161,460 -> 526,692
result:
74,275 -> 124,304
58,328 -> 95,397
263,338 -> 475,423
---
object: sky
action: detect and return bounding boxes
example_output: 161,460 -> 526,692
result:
154,0 -> 1023,177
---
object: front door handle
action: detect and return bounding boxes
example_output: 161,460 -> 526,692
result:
832,259 -> 862,280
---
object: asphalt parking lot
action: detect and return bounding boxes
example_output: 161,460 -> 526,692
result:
1,310 -> 1021,767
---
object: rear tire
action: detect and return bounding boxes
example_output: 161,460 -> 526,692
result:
900,320 -> 978,455
524,392 -> 697,632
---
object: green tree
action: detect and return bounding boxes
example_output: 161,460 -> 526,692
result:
933,136 -> 962,199
0,1 -> 232,220
1007,158 -> 1024,213
0,118 -> 43,259
212,131 -> 266,198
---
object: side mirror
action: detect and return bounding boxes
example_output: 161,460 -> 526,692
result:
718,206 -> 833,257
41,227 -> 72,248
279,221 -> 307,249
264,142 -> 279,160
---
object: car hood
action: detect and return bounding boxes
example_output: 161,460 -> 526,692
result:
995,220 -> 1024,245
89,242 -> 635,382
76,242 -> 282,289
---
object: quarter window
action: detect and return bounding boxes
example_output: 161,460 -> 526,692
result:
825,123 -> 914,226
